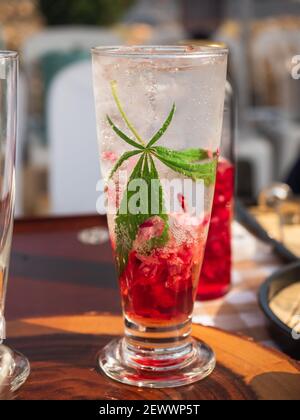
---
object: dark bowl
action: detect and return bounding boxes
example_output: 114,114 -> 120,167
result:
259,261 -> 300,359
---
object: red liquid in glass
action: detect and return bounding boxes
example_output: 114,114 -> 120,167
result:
119,216 -> 205,325
197,158 -> 234,301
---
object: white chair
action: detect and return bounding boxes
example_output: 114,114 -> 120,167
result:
47,60 -> 101,215
216,23 -> 300,192
251,27 -> 287,107
22,26 -> 122,72
251,26 -> 300,178
262,118 -> 300,180
238,129 -> 274,197
20,26 -> 122,215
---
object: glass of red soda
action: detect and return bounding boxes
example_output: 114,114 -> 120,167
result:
197,82 -> 235,301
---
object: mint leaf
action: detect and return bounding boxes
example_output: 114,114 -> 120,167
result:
147,103 -> 176,148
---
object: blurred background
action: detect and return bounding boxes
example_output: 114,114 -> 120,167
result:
1,0 -> 300,217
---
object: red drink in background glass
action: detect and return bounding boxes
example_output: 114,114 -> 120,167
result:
197,158 -> 234,300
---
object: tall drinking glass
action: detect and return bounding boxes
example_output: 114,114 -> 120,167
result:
0,52 -> 30,393
92,45 -> 228,388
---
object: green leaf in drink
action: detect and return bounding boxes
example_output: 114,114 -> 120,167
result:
106,81 -> 218,274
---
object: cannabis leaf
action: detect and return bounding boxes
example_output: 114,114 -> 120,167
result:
109,150 -> 143,180
152,147 -> 218,186
107,116 -> 145,150
114,153 -> 168,274
147,103 -> 176,148
110,80 -> 145,147
152,146 -> 210,162
106,81 -> 218,275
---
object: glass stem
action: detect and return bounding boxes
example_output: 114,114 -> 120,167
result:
123,317 -> 194,369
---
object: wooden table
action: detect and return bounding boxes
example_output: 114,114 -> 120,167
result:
5,216 -> 300,400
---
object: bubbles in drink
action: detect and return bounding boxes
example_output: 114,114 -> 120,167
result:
93,47 -> 227,325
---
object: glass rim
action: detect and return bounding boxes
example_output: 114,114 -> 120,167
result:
0,51 -> 18,60
91,44 -> 228,59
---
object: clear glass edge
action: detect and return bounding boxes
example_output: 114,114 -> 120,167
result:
0,51 -> 18,60
91,45 -> 228,59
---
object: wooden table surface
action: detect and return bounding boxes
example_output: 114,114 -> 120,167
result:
4,216 -> 300,400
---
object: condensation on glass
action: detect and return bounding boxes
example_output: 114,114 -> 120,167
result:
92,45 -> 228,388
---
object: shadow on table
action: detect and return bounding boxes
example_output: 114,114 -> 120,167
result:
249,371 -> 300,400
0,388 -> 16,400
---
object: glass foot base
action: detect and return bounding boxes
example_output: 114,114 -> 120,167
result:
0,345 -> 30,394
98,338 -> 216,388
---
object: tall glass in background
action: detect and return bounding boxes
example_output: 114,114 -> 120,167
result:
0,52 -> 30,393
92,45 -> 227,388
197,82 -> 235,300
